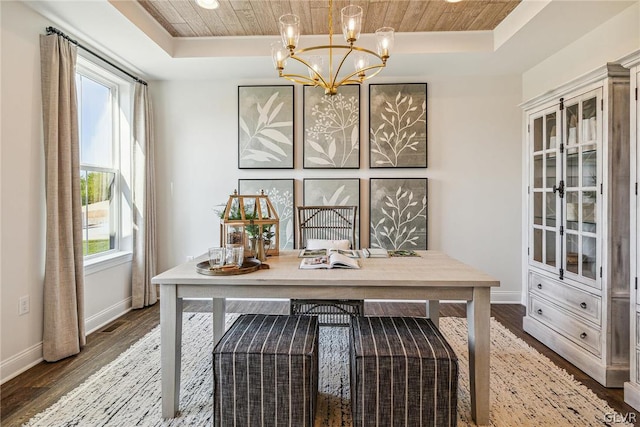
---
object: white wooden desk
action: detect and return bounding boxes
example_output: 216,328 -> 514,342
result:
152,250 -> 500,425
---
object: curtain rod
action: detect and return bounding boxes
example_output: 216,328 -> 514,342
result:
46,26 -> 148,86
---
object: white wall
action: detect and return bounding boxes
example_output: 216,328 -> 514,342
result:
0,1 -> 133,383
522,2 -> 640,102
154,73 -> 523,304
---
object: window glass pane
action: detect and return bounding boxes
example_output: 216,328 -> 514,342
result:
545,153 -> 556,188
545,113 -> 556,150
545,230 -> 556,267
566,233 -> 579,275
533,155 -> 543,188
582,146 -> 597,187
582,191 -> 596,233
545,192 -> 556,227
566,147 -> 579,188
582,236 -> 597,279
533,229 -> 542,263
533,192 -> 542,226
581,97 -> 597,142
80,170 -> 89,250
82,170 -> 116,256
566,103 -> 578,145
566,191 -> 578,231
533,117 -> 542,152
78,76 -> 112,168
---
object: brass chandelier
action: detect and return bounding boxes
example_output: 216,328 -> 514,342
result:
271,0 -> 394,95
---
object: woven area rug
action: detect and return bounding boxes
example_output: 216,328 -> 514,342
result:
24,313 -> 633,426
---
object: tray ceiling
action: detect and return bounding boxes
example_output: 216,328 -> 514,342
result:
136,0 -> 522,38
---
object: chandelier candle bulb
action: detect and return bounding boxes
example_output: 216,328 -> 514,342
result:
354,54 -> 369,79
271,42 -> 288,70
375,27 -> 395,60
308,56 -> 323,81
341,5 -> 362,43
279,14 -> 299,50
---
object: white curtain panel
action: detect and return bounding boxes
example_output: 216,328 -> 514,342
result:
132,83 -> 158,308
39,33 -> 86,361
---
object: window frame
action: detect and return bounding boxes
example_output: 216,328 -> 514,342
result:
76,56 -> 133,269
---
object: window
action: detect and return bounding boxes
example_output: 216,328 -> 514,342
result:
76,58 -> 132,261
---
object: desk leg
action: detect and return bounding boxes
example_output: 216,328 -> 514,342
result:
425,300 -> 440,328
467,287 -> 490,426
161,284 -> 183,418
212,298 -> 226,345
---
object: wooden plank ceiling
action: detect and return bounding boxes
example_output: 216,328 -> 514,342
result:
137,0 -> 522,38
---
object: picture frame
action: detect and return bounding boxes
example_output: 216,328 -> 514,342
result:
303,178 -> 361,248
238,179 -> 295,250
303,85 -> 360,169
369,83 -> 427,168
238,85 -> 294,169
369,178 -> 427,250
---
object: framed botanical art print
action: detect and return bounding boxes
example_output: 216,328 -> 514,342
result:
303,178 -> 361,248
238,85 -> 294,169
369,83 -> 427,168
303,85 -> 360,169
238,179 -> 295,250
369,178 -> 427,250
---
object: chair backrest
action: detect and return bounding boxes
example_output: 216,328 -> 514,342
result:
297,206 -> 357,249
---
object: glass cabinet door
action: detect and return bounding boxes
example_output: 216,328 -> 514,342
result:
530,106 -> 561,273
562,90 -> 600,285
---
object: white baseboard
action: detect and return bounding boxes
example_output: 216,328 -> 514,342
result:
1,297 -> 132,385
85,297 -> 132,335
487,290 -> 522,304
1,342 -> 43,385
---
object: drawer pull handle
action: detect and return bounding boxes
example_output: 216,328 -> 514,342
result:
537,283 -> 542,289
536,309 -> 543,315
580,332 -> 587,339
580,302 -> 587,309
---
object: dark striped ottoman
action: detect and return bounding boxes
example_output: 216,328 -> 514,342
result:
213,314 -> 319,427
350,316 -> 458,427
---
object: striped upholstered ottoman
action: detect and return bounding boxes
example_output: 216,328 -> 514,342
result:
213,314 -> 319,426
350,316 -> 458,427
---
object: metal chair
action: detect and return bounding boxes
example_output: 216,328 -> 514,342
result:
291,205 -> 363,326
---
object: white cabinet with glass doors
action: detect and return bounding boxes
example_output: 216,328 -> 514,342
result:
625,58 -> 640,410
523,63 -> 630,387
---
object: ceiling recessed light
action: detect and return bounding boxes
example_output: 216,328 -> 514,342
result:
196,0 -> 219,9
445,0 -> 463,3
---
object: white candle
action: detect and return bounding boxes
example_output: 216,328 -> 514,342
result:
286,26 -> 295,46
347,18 -> 356,40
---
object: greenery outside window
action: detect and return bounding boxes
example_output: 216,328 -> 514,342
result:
76,57 -> 133,261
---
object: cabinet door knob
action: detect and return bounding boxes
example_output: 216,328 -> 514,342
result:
537,283 -> 542,289
580,332 -> 587,339
536,309 -> 543,315
580,302 -> 587,309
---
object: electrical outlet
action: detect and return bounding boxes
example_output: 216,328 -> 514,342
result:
186,255 -> 194,261
19,295 -> 30,315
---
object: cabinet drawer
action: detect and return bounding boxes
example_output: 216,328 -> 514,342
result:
529,295 -> 601,356
528,272 -> 601,325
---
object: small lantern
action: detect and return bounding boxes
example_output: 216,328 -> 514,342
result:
220,190 -> 280,257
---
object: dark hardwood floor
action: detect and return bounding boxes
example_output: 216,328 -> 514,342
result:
1,301 -> 638,426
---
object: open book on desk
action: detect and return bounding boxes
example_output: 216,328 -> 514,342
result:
299,252 -> 360,269
298,248 -> 360,258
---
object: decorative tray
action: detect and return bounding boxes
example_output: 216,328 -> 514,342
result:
195,258 -> 267,276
